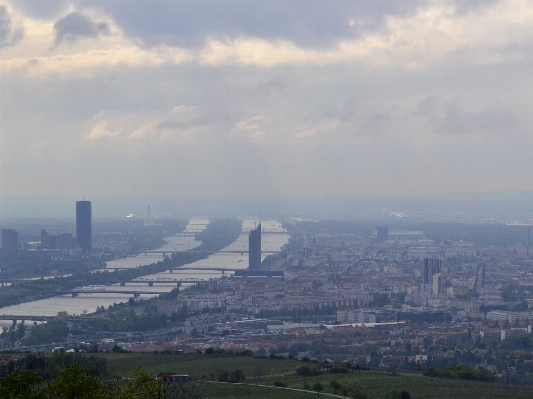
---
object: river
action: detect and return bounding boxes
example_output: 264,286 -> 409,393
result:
0,218 -> 288,326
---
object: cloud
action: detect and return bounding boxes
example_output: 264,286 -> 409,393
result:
53,12 -> 109,45
85,120 -> 114,140
307,102 -> 357,123
127,122 -> 158,140
0,5 -> 23,48
4,1 -> 533,80
295,120 -> 340,139
9,1 -> 69,20
415,97 -> 519,135
2,45 -> 188,79
230,115 -> 268,139
169,105 -> 200,121
94,1 -> 423,48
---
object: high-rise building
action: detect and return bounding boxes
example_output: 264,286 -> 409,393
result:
248,223 -> 261,269
76,201 -> 92,252
41,229 -> 50,249
432,273 -> 442,296
1,229 -> 19,260
423,258 -> 442,284
376,226 -> 389,242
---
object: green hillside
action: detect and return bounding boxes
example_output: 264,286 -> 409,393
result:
99,353 -> 533,399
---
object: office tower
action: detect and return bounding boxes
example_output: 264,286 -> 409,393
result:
41,230 -> 50,249
432,273 -> 442,296
1,229 -> 19,260
248,223 -> 261,269
423,258 -> 442,284
376,226 -> 389,242
76,201 -> 92,252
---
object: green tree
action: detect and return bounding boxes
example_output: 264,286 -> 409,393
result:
47,364 -> 104,399
330,379 -> 342,394
346,381 -> 367,399
229,369 -> 245,383
0,370 -> 47,399
312,381 -> 324,395
384,391 -> 401,399
119,368 -> 168,399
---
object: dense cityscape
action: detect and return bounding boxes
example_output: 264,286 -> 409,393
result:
2,201 -> 533,390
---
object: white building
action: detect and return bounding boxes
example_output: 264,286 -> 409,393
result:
337,310 -> 377,324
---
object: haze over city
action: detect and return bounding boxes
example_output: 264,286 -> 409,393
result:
1,0 -> 533,218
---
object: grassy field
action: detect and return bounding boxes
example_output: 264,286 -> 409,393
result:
99,353 -> 533,399
259,372 -> 533,399
187,382 -> 313,399
100,353 -> 301,377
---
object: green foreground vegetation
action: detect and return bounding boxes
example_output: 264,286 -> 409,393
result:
3,351 -> 533,398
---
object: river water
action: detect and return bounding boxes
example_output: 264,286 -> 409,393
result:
0,218 -> 288,325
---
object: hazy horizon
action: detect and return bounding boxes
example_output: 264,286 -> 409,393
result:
1,190 -> 533,221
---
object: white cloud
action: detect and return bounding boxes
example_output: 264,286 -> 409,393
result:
85,120 -> 114,140
295,120 -> 340,139
230,115 -> 268,139
169,105 -> 200,122
127,122 -> 158,140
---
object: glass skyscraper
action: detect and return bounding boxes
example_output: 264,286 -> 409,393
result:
76,201 -> 92,252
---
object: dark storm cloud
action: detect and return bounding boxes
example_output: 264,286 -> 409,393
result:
0,5 -> 23,48
53,12 -> 109,45
90,1 -> 422,47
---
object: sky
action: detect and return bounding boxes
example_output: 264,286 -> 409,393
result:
1,0 -> 533,202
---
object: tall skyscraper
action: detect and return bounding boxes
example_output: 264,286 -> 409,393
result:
41,229 -> 50,249
423,258 -> 442,284
1,229 -> 19,260
248,223 -> 261,269
376,226 -> 389,242
76,201 -> 92,252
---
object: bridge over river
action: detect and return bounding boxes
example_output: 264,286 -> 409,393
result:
0,315 -> 101,325
41,290 -> 165,298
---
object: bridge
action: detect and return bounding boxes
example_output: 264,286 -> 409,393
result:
41,290 -> 163,298
0,279 -> 26,285
0,315 -> 102,325
142,250 -> 281,255
165,267 -> 242,273
121,279 -> 205,286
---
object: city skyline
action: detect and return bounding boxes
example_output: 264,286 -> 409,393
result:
1,1 -> 533,202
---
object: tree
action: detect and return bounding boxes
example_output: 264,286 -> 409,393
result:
253,366 -> 265,380
312,381 -> 324,395
0,370 -> 47,399
119,367 -> 194,399
345,381 -> 368,399
47,364 -> 103,399
229,369 -> 244,383
340,387 -> 349,398
330,379 -> 342,394
384,391 -> 401,399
